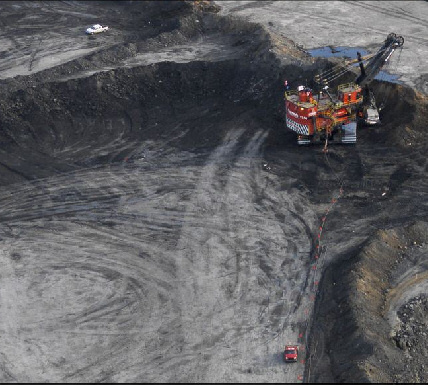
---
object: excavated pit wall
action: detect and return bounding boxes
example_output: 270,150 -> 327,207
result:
303,83 -> 428,383
0,3 -> 324,382
0,5 -> 326,187
0,10 -> 285,182
306,222 -> 428,383
1,1 -> 428,383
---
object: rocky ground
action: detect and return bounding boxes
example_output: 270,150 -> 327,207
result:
0,1 -> 427,383
394,294 -> 428,383
307,222 -> 428,383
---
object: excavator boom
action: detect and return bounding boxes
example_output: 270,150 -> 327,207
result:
284,33 -> 404,145
356,33 -> 404,87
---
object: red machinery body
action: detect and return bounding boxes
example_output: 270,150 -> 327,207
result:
285,89 -> 317,136
284,33 -> 404,145
285,84 -> 362,144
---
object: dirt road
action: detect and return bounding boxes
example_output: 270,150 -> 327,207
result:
219,0 -> 428,94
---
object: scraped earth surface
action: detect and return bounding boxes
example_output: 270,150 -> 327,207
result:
0,1 -> 428,383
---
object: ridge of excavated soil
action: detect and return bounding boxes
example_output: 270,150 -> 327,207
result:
0,1 -> 428,383
0,3 -> 320,382
307,221 -> 428,383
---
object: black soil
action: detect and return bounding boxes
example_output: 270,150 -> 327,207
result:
1,1 -> 428,383
0,1 -> 287,184
307,223 -> 428,383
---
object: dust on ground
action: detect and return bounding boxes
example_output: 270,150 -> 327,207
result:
0,1 -> 427,383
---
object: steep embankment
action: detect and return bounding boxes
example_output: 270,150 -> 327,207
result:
305,80 -> 428,383
307,221 -> 428,383
0,6 -> 286,185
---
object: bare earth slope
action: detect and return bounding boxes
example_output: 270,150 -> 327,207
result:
0,1 -> 427,383
0,2 -> 316,382
307,222 -> 428,383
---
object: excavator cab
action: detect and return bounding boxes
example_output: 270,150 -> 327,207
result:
337,83 -> 363,105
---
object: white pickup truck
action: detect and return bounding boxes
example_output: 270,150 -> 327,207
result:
85,24 -> 109,35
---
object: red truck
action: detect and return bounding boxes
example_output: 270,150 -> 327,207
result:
284,345 -> 299,362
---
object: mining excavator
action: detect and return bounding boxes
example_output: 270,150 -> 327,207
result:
284,33 -> 404,145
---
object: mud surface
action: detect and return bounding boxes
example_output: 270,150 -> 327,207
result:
0,1 -> 427,383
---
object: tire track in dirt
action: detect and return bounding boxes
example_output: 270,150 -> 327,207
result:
151,124 -> 317,382
346,1 -> 428,47
169,128 -> 247,381
349,1 -> 428,30
8,1 -> 425,382
0,145 -> 201,382
1,125 -> 286,382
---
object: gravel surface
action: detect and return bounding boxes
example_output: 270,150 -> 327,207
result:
219,0 -> 428,94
